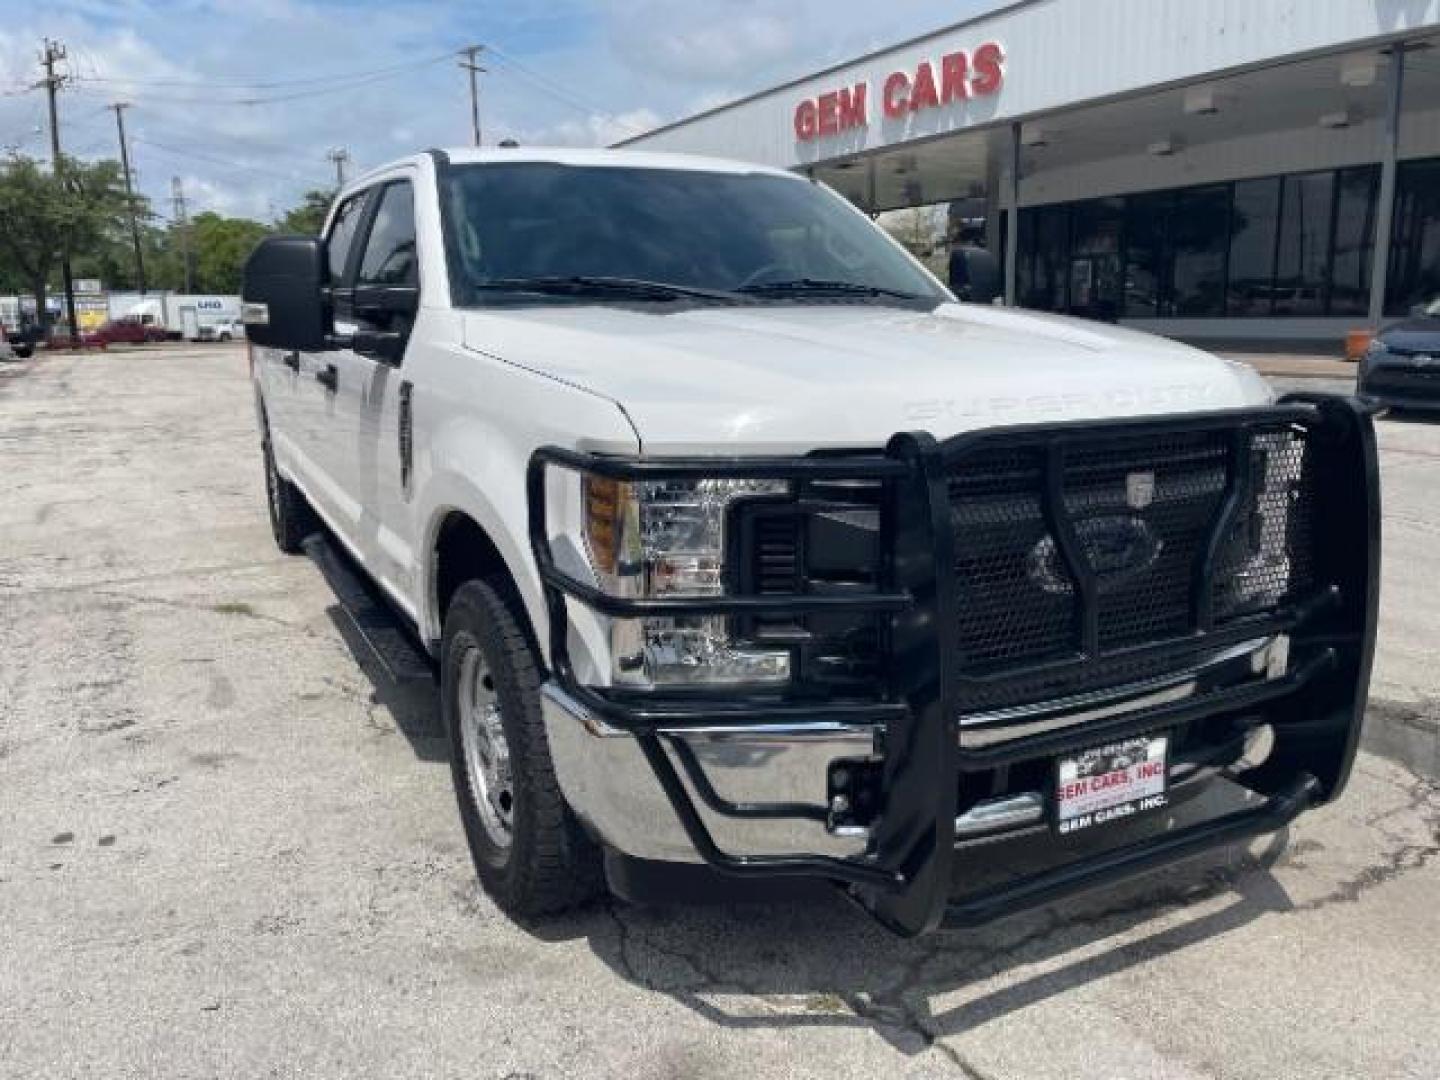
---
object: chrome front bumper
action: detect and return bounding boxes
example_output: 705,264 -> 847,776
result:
542,636 -> 1287,864
542,682 -> 873,863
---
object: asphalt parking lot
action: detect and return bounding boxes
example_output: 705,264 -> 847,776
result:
2,344 -> 1438,1079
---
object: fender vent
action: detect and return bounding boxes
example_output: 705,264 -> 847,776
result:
398,380 -> 414,489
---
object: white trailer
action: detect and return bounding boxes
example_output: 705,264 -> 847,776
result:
106,292 -> 243,340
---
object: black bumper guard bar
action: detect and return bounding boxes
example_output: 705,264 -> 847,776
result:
526,395 -> 1380,935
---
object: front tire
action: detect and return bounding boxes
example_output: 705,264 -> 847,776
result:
261,431 -> 317,554
443,578 -> 601,918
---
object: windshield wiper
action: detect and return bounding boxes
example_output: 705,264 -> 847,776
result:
470,275 -> 739,303
735,277 -> 922,300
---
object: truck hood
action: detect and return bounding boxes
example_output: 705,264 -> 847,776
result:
461,301 -> 1272,453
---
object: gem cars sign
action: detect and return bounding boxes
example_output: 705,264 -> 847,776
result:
793,41 -> 1005,142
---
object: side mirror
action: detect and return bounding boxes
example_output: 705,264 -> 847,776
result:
351,284 -> 419,367
953,247 -> 1002,305
242,235 -> 332,351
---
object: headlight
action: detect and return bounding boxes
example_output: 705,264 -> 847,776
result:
581,475 -> 792,686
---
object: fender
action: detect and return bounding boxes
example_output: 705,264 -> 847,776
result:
410,349 -> 639,678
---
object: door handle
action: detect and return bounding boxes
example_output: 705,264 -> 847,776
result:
282,350 -> 300,372
315,363 -> 338,392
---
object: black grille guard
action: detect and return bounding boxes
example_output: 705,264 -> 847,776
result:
526,394 -> 1381,935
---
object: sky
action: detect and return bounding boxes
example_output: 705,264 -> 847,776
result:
0,0 -> 997,223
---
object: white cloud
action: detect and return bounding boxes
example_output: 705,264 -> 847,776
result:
0,0 -> 1001,215
610,3 -> 796,83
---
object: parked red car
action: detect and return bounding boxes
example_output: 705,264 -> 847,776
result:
83,319 -> 169,346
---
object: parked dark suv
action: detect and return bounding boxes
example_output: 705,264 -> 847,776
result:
2,321 -> 43,358
1359,297 -> 1440,411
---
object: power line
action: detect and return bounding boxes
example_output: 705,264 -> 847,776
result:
68,53 -> 454,107
484,44 -> 647,135
130,135 -> 312,183
70,50 -> 458,90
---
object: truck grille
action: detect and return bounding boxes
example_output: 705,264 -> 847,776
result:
948,423 -> 1316,710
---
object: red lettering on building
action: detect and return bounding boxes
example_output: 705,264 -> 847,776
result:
971,41 -> 1006,96
909,61 -> 940,112
791,42 -> 1004,141
940,50 -> 970,103
793,98 -> 818,141
882,71 -> 910,118
794,81 -> 868,142
837,83 -> 867,129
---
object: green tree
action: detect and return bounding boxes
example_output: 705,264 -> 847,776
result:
187,211 -> 272,293
276,188 -> 334,235
0,154 -> 132,327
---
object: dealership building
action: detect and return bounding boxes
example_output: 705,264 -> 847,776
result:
620,0 -> 1440,343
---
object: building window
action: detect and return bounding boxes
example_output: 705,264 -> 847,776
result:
1227,178 -> 1282,317
1330,166 -> 1379,318
1022,205 -> 1070,311
1388,158 -> 1440,316
1123,191 -> 1171,318
1273,171 -> 1335,317
1013,160 -> 1420,322
1068,197 -> 1123,321
1170,185 -> 1230,317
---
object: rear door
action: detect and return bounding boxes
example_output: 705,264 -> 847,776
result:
331,177 -> 422,614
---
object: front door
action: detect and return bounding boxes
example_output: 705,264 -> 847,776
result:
291,189 -> 371,533
330,177 -> 421,615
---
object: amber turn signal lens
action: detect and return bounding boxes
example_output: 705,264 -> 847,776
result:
583,475 -> 623,574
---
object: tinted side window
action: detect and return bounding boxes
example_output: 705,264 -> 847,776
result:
326,194 -> 368,282
358,183 -> 418,286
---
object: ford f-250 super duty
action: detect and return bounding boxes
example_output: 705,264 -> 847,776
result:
241,148 -> 1379,937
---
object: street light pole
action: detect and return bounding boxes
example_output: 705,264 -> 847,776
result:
110,102 -> 147,295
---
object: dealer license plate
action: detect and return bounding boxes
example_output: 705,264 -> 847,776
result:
1054,734 -> 1169,835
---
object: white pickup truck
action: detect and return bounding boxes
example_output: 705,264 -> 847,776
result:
243,148 -> 1379,936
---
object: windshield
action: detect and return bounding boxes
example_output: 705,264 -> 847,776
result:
441,163 -> 948,307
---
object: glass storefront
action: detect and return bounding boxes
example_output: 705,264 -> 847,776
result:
1015,157 -> 1440,320
1390,158 -> 1440,314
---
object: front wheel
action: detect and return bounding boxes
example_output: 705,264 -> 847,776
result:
443,578 -> 602,918
261,432 -> 317,554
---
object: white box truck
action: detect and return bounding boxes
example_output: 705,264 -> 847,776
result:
107,292 -> 242,341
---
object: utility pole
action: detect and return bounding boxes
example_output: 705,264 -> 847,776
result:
459,45 -> 485,147
39,38 -> 80,343
109,102 -> 147,295
171,176 -> 193,293
325,146 -> 350,188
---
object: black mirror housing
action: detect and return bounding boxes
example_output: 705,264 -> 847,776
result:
242,236 -> 332,351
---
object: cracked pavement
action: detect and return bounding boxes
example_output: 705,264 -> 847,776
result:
2,347 -> 1438,1079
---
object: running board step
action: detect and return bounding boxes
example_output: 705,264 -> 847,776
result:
303,535 -> 433,682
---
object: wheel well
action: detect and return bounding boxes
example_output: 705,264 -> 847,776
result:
432,512 -> 537,650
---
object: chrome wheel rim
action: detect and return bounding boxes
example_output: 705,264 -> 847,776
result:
458,644 -> 514,849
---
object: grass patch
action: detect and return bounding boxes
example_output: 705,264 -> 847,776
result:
211,601 -> 257,617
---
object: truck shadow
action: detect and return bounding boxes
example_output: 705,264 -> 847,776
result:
305,533 -> 447,762
538,832 -> 1295,1052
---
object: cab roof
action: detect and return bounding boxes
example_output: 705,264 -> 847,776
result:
346,146 -> 801,191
